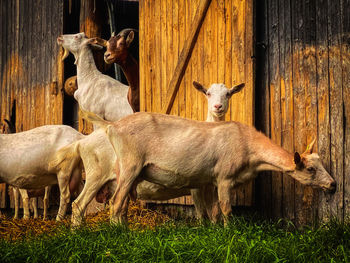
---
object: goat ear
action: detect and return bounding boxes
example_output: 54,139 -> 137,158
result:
89,37 -> 107,47
227,83 -> 245,98
193,81 -> 207,95
126,31 -> 135,47
305,137 -> 316,154
294,152 -> 304,169
86,38 -> 104,50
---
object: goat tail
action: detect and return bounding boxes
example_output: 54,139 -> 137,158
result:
48,141 -> 81,172
79,108 -> 112,129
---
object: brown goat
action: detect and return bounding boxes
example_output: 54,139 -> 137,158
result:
91,29 -> 139,112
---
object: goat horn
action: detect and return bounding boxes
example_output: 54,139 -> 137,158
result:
111,32 -> 116,37
305,137 -> 316,154
61,47 -> 69,61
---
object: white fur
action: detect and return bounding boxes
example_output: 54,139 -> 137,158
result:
57,33 -> 133,123
0,125 -> 85,221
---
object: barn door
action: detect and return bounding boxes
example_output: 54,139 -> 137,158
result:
139,0 -> 255,206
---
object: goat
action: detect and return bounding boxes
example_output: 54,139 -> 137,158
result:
0,125 -> 85,221
92,29 -> 139,112
191,81 -> 245,222
57,33 -> 133,123
83,111 -> 336,225
3,119 -> 52,220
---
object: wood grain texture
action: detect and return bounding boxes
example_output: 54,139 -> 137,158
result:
316,0 -> 332,222
328,0 -> 344,221
258,0 -> 349,225
268,0 -> 282,219
0,0 -> 65,209
342,0 -> 350,220
162,0 -> 212,114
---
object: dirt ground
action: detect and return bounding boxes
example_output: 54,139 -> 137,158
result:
0,201 -> 171,241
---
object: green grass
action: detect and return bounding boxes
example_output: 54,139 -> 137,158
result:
1,216 -> 350,263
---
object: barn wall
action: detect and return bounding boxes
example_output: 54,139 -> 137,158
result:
255,0 -> 350,225
0,0 -> 65,208
139,0 -> 255,206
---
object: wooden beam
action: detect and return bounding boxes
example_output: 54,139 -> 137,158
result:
162,0 -> 212,114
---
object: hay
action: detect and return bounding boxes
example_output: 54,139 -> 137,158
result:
0,201 -> 171,242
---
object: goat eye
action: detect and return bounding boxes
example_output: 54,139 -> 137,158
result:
207,92 -> 211,97
307,167 -> 316,173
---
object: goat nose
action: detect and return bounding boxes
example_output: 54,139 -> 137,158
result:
104,53 -> 111,59
214,104 -> 222,109
329,181 -> 337,194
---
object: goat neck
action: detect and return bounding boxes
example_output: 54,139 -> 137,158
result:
76,46 -> 99,81
206,110 -> 226,122
249,131 -> 296,173
119,53 -> 139,112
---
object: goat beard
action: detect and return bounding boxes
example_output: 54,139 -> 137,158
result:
61,47 -> 69,61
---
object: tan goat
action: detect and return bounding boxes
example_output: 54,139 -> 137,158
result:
83,111 -> 336,225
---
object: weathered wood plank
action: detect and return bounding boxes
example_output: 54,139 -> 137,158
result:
316,0 -> 332,222
165,0 -> 173,114
160,0 -> 167,111
224,0 -> 232,121
254,0 -> 272,217
303,0 -> 318,224
328,0 -> 344,221
193,0 -> 202,122
149,0 -> 156,113
163,0 -> 212,114
139,0 -> 145,111
171,0 -> 179,117
184,0 -> 192,120
237,0 -> 246,205
342,0 -> 350,219
244,0 -> 254,206
217,0 -> 225,86
291,0 -> 308,226
178,0 -> 186,119
44,0 -> 52,126
0,0 -> 7,208
202,0 -> 211,122
278,0 -> 295,221
268,0 -> 282,219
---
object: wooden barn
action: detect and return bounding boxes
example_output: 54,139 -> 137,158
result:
0,0 -> 349,225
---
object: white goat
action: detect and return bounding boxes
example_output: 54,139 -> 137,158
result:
191,81 -> 245,222
83,111 -> 336,225
57,33 -> 133,123
0,125 -> 85,221
2,119 -> 52,220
